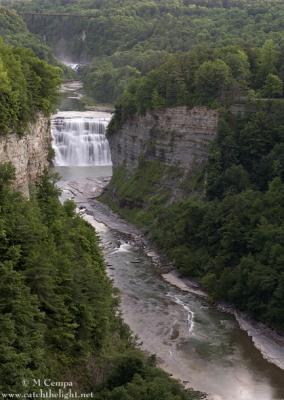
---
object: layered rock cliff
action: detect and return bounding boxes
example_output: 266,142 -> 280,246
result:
108,106 -> 218,173
103,106 -> 219,211
0,115 -> 51,196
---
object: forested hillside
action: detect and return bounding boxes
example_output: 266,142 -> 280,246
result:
0,6 -> 55,61
0,6 -> 75,81
0,165 -> 203,399
0,38 -> 60,134
7,0 -> 284,103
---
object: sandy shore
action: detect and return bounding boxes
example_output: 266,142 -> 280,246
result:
162,271 -> 207,298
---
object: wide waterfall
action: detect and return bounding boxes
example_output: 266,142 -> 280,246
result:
51,111 -> 112,166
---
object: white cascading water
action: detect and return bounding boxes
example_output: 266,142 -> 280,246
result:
51,111 -> 112,166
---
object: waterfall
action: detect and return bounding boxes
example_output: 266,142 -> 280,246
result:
51,112 -> 112,166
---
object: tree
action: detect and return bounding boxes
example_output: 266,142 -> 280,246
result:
0,260 -> 45,393
194,59 -> 233,103
151,88 -> 166,108
0,163 -> 15,191
261,73 -> 283,98
257,40 -> 279,81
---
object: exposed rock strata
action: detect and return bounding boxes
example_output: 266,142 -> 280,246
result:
108,106 -> 219,172
0,115 -> 51,195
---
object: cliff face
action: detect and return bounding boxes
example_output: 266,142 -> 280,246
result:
109,106 -> 219,173
0,115 -> 51,196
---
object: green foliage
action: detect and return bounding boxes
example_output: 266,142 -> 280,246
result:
194,59 -> 232,103
0,6 -> 56,62
0,260 -> 45,393
99,373 -> 203,400
8,0 -> 284,103
107,41 -> 284,130
0,167 -> 113,378
262,73 -> 283,98
96,349 -> 204,400
0,39 -> 61,134
83,59 -> 141,104
255,39 -> 280,88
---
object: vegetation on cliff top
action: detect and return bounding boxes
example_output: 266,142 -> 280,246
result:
108,40 -> 283,131
0,38 -> 61,134
0,164 -> 203,399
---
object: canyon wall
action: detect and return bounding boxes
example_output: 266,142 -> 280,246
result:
108,106 -> 219,173
103,106 -> 219,208
0,114 -> 51,196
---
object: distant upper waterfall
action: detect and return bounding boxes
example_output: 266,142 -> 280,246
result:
51,112 -> 112,166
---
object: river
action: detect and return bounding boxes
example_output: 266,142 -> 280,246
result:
51,81 -> 284,400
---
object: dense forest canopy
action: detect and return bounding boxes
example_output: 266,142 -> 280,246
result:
109,40 -> 283,129
5,0 -> 284,103
0,6 -> 63,136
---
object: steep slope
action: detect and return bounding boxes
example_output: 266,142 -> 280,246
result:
0,6 -> 55,61
0,38 -> 60,193
0,115 -> 51,195
109,106 -> 218,171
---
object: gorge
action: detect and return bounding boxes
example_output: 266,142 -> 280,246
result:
1,2 -> 284,399
51,80 -> 284,400
1,72 -> 283,400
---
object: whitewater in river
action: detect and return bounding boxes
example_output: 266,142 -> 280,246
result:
52,81 -> 284,400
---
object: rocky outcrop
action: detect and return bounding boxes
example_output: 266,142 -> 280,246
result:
108,106 -> 219,172
0,115 -> 51,196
